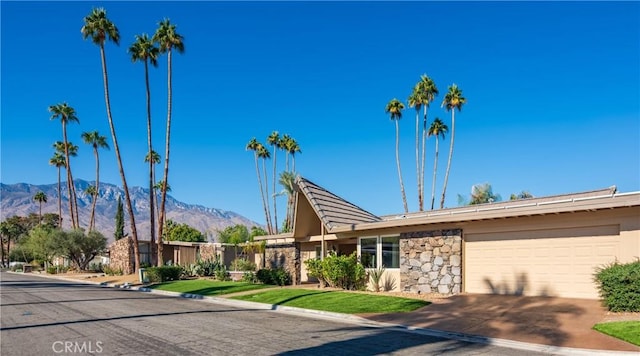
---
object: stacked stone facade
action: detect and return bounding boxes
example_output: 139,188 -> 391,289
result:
265,243 -> 301,285
399,229 -> 462,294
199,243 -> 221,261
108,237 -> 134,275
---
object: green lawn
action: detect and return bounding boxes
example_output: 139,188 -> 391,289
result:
593,321 -> 640,346
232,289 -> 430,314
149,279 -> 273,296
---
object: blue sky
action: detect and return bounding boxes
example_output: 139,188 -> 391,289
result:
2,1 -> 639,229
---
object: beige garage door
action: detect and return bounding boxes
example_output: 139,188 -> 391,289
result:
464,225 -> 620,299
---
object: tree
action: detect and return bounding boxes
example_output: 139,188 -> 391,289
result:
385,98 -> 408,213
408,85 -> 426,211
440,84 -> 466,209
49,152 -> 66,227
247,138 -> 273,235
164,220 -> 205,242
468,183 -> 501,205
22,226 -> 64,267
284,136 -> 301,172
0,216 -> 28,267
146,150 -> 161,229
279,171 -> 297,232
218,224 -> 250,259
129,33 -> 160,265
257,144 -> 273,234
510,191 -> 534,200
114,196 -> 124,241
84,185 -> 97,228
33,192 -> 48,224
267,131 -> 281,232
427,118 -> 448,210
81,131 -> 109,231
153,179 -> 169,232
418,75 -> 438,211
62,229 -> 107,270
153,18 -> 185,267
49,102 -> 80,228
82,7 -> 141,271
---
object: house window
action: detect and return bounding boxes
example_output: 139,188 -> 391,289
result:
315,245 -> 322,259
358,236 -> 399,269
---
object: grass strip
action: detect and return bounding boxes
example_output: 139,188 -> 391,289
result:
149,279 -> 273,296
593,321 -> 640,346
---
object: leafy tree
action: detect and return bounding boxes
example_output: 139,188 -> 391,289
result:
49,152 -> 66,227
510,191 -> 534,200
247,138 -> 273,235
81,131 -> 109,231
218,224 -> 249,259
82,7 -> 141,271
385,98 -> 408,213
440,84 -> 466,209
250,226 -> 268,239
164,220 -> 205,242
33,191 -> 48,224
114,196 -> 124,240
154,18 -> 185,267
427,118 -> 448,210
267,131 -> 281,232
0,216 -> 28,267
62,229 -> 107,270
49,103 -> 80,228
22,226 -> 64,266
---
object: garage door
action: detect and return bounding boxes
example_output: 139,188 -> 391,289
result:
464,225 -> 620,299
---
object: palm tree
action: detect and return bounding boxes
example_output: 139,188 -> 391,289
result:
418,75 -> 438,211
247,138 -> 272,235
49,103 -> 80,228
285,137 -> 301,172
49,152 -> 66,227
281,134 -> 292,171
408,85 -> 426,211
129,33 -> 160,263
279,171 -> 297,232
257,145 -> 273,234
33,192 -> 47,224
267,131 -> 280,232
385,98 -> 408,213
440,84 -> 466,209
427,118 -> 448,210
469,183 -> 500,205
84,185 -> 98,227
153,18 -> 184,266
82,7 -> 140,271
81,131 -> 109,231
146,150 -> 161,229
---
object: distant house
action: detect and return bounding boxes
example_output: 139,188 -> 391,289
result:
256,177 -> 640,299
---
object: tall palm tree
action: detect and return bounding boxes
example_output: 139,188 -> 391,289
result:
279,171 -> 297,232
418,75 -> 438,211
285,137 -> 301,172
129,33 -> 160,263
281,134 -> 292,171
427,118 -> 448,210
153,18 -> 184,266
247,138 -> 272,234
81,131 -> 109,231
146,150 -> 161,230
49,103 -> 80,228
33,192 -> 47,224
153,179 -> 170,229
267,131 -> 280,232
49,152 -> 66,227
257,145 -> 273,234
82,7 -> 140,271
84,185 -> 98,228
440,84 -> 466,209
385,98 -> 408,213
408,85 -> 426,211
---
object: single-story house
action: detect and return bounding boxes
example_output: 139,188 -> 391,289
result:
256,177 -> 640,299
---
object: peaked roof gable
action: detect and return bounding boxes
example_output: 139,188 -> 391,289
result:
295,177 -> 382,230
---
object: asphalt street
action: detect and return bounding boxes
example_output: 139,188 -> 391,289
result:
0,272 -> 548,355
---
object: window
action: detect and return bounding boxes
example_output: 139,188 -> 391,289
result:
315,245 -> 322,260
359,236 -> 400,269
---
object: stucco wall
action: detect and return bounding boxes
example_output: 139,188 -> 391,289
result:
264,243 -> 301,285
400,229 -> 462,294
108,237 -> 134,275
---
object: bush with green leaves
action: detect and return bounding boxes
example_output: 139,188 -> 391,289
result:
242,271 -> 257,283
103,265 -> 123,276
321,252 -> 367,290
594,259 -> 640,312
214,265 -> 231,281
46,265 -> 68,274
256,268 -> 291,286
197,257 -> 223,277
232,258 -> 256,272
304,257 -> 326,288
146,266 -> 182,283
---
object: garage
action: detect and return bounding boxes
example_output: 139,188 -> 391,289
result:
464,225 -> 621,299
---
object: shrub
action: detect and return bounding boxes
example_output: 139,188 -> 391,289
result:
242,271 -> 257,283
369,266 -> 386,292
146,266 -> 182,283
232,258 -> 256,272
214,265 -> 230,281
304,258 -> 326,288
321,252 -> 367,291
88,262 -> 103,273
256,268 -> 291,286
594,260 -> 640,312
195,257 -> 223,277
103,265 -> 123,276
47,266 -> 57,274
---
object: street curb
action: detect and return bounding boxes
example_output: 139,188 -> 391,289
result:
9,272 -> 638,356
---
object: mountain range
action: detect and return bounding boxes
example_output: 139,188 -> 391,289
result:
0,180 -> 260,243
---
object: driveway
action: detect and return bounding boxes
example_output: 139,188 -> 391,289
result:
362,293 -> 640,352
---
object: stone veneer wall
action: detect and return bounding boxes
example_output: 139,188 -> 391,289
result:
108,237 -> 134,275
400,229 -> 462,294
199,243 -> 222,261
264,243 -> 301,285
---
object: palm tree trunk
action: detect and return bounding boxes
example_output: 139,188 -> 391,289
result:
62,123 -> 75,229
292,155 -> 296,173
88,148 -> 99,231
262,158 -> 273,235
57,167 -> 62,227
430,136 -> 440,210
415,110 -> 421,211
100,43 -> 140,272
39,202 -> 43,224
271,144 -> 278,233
158,48 -> 174,266
395,120 -> 408,213
255,153 -> 272,235
440,111 -> 455,209
421,106 -> 428,211
144,59 -> 157,266
69,171 -> 79,228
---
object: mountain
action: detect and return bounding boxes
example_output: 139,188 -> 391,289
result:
0,180 -> 260,243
